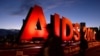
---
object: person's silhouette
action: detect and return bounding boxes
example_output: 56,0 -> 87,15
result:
37,24 -> 64,56
79,28 -> 88,56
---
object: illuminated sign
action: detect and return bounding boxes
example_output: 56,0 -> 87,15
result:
20,5 -> 96,41
20,5 -> 48,40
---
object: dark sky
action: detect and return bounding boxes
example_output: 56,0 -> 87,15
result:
0,0 -> 100,29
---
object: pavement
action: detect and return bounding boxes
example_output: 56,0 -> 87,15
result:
66,41 -> 100,56
85,46 -> 100,56
0,41 -> 100,56
71,46 -> 100,56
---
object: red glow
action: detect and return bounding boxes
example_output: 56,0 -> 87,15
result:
61,17 -> 73,41
20,5 -> 48,40
20,5 -> 96,42
73,23 -> 80,41
84,27 -> 96,41
53,14 -> 60,37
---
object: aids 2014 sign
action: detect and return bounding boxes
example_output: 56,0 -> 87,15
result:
20,5 -> 96,42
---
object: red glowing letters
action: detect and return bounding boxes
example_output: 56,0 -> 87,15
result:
20,5 -> 96,41
61,17 -> 73,41
73,23 -> 80,41
20,5 -> 48,40
51,14 -> 60,37
20,5 -> 74,41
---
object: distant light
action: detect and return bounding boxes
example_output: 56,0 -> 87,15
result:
33,46 -> 41,48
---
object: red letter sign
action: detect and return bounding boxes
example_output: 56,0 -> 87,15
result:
51,13 -> 60,37
20,5 -> 48,40
61,17 -> 73,41
73,23 -> 80,41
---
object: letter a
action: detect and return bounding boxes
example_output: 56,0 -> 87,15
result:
20,5 -> 48,40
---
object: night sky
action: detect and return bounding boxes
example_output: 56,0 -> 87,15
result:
0,0 -> 100,29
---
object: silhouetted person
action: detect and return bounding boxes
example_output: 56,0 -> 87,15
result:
79,28 -> 88,56
38,24 -> 64,56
